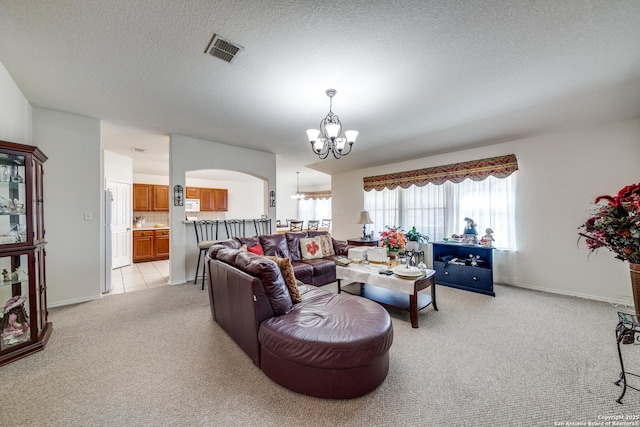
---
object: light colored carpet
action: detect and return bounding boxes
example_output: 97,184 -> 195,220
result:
1,281 -> 638,426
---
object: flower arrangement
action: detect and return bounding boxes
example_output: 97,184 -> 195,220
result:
379,226 -> 407,252
578,183 -> 640,264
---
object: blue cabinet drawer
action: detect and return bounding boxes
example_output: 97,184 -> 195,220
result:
434,261 -> 459,283
459,267 -> 492,291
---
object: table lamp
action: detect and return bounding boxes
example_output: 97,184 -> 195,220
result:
357,210 -> 373,239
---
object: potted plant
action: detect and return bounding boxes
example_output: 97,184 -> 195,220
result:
379,226 -> 407,258
405,226 -> 428,251
578,183 -> 640,316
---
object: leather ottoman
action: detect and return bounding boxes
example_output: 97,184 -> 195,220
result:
258,285 -> 393,399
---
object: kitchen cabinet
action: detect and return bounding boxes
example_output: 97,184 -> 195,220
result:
133,229 -> 170,263
133,184 -> 152,211
200,188 -> 214,211
153,229 -> 170,260
133,184 -> 169,212
152,185 -> 169,211
133,230 -> 154,263
0,140 -> 52,367
213,188 -> 228,211
196,187 -> 228,212
185,187 -> 200,199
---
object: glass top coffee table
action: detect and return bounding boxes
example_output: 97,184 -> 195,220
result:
336,263 -> 437,328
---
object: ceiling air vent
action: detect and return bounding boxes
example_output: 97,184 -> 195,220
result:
204,34 -> 243,64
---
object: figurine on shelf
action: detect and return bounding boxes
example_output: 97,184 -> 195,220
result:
481,228 -> 495,247
463,217 -> 478,235
11,266 -> 27,281
462,217 -> 478,244
2,268 -> 10,282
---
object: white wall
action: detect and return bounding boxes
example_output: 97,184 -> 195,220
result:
332,117 -> 640,305
133,173 -> 167,185
0,62 -> 31,144
169,134 -> 276,284
33,108 -> 102,306
186,176 -> 264,219
104,149 -> 133,184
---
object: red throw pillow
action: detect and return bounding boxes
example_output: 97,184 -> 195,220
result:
247,243 -> 264,256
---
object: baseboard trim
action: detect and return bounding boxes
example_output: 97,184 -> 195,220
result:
49,294 -> 102,308
498,282 -> 634,310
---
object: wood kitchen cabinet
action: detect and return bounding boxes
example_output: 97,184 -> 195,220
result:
132,230 -> 154,263
196,187 -> 228,212
213,188 -> 228,211
133,229 -> 170,263
133,184 -> 152,211
153,229 -> 170,260
185,187 -> 200,199
133,184 -> 169,212
199,188 -> 214,211
152,185 -> 169,211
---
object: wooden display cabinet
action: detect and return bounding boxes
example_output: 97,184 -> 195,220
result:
0,140 -> 51,367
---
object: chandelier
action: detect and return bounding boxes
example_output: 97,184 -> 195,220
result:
306,89 -> 358,159
291,172 -> 305,199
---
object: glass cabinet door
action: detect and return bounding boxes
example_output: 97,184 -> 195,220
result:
0,151 -> 29,247
0,252 -> 32,352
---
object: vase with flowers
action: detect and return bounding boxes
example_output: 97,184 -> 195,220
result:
379,226 -> 407,258
578,183 -> 640,316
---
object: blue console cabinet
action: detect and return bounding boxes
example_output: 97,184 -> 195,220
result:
432,242 -> 495,296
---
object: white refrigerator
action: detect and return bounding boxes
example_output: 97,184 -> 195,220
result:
103,189 -> 113,294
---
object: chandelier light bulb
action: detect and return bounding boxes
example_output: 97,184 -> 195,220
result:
306,88 -> 358,159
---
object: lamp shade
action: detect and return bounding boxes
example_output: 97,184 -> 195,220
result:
357,210 -> 373,224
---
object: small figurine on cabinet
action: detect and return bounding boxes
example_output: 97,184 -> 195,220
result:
462,217 -> 479,245
2,268 -> 10,282
463,217 -> 478,235
11,266 -> 27,281
481,228 -> 495,247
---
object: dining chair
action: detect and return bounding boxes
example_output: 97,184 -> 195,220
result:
289,220 -> 304,232
193,220 -> 219,290
321,219 -> 331,228
286,218 -> 296,227
224,219 -> 245,239
253,218 -> 272,236
307,220 -> 319,231
276,219 -> 282,228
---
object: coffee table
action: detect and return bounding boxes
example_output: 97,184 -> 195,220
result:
336,263 -> 437,328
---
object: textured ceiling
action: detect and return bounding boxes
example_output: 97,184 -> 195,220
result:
1,0 -> 639,186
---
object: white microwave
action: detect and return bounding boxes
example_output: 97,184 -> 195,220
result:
185,198 -> 200,212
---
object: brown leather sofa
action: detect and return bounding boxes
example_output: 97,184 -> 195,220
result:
216,230 -> 350,286
205,244 -> 394,399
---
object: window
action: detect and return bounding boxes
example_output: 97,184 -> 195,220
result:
364,175 -> 516,249
298,197 -> 331,225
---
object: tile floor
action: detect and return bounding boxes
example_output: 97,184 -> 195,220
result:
108,260 -> 170,295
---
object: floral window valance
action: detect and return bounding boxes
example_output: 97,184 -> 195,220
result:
301,190 -> 331,200
363,154 -> 519,191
